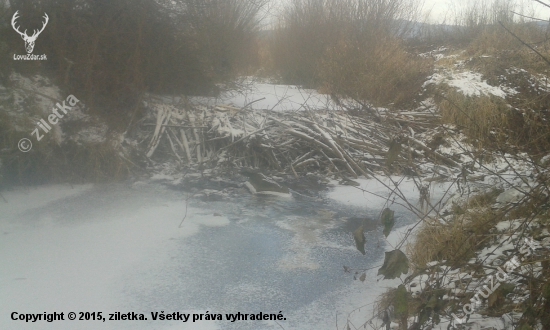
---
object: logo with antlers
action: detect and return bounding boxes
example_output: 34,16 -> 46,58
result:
11,11 -> 49,54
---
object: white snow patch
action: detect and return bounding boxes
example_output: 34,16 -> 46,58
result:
192,79 -> 343,112
424,71 -> 517,98
328,177 -> 454,213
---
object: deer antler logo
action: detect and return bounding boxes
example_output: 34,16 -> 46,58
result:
11,11 -> 49,54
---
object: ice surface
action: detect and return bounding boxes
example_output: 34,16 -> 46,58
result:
192,80 -> 341,111
327,177 -> 454,214
1,182 -> 421,330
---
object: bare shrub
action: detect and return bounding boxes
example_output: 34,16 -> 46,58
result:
270,0 -> 424,102
1,0 -> 270,183
320,36 -> 432,107
4,0 -> 268,127
179,0 -> 269,78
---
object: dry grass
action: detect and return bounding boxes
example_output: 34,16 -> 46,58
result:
320,36 -> 433,107
434,54 -> 550,154
408,189 -> 502,269
437,89 -> 510,148
269,0 -> 427,107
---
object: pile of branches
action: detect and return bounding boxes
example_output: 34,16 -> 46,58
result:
141,96 -> 461,178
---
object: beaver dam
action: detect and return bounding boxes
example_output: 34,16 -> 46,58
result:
141,95 -> 462,180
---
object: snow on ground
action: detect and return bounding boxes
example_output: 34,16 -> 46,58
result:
191,79 -> 342,111
421,49 -> 518,99
424,71 -> 517,98
328,177 -> 455,216
2,73 -> 109,146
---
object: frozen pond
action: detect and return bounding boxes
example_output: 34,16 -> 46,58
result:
191,80 -> 342,111
0,179 -> 442,329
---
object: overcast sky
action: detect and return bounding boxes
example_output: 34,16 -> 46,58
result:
266,0 -> 550,27
424,0 -> 550,23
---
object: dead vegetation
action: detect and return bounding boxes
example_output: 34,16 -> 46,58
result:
140,96 -> 463,179
408,188 -> 503,269
436,89 -> 511,149
374,1 -> 550,329
269,0 -> 428,108
1,0 -> 269,127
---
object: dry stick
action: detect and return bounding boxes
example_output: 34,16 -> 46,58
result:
187,113 -> 202,163
269,148 -> 283,170
312,123 -> 357,177
286,129 -> 334,154
222,115 -> 237,142
210,97 -> 287,156
335,137 -> 383,157
346,133 -> 387,156
0,192 -> 7,203
276,138 -> 296,148
332,122 -> 388,148
320,149 -> 340,172
273,319 -> 286,330
146,106 -> 172,158
534,0 -> 550,9
166,131 -> 182,162
217,127 -> 269,152
180,128 -> 193,164
167,127 -> 184,150
335,143 -> 368,177
407,136 -> 463,169
178,193 -> 190,228
290,163 -> 299,179
206,136 -> 233,142
142,124 -> 208,128
316,120 -> 372,177
146,108 -> 166,155
294,158 -> 319,168
291,150 -> 315,165
510,11 -> 549,22
171,127 -> 192,162
285,119 -> 323,139
230,97 -> 266,117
